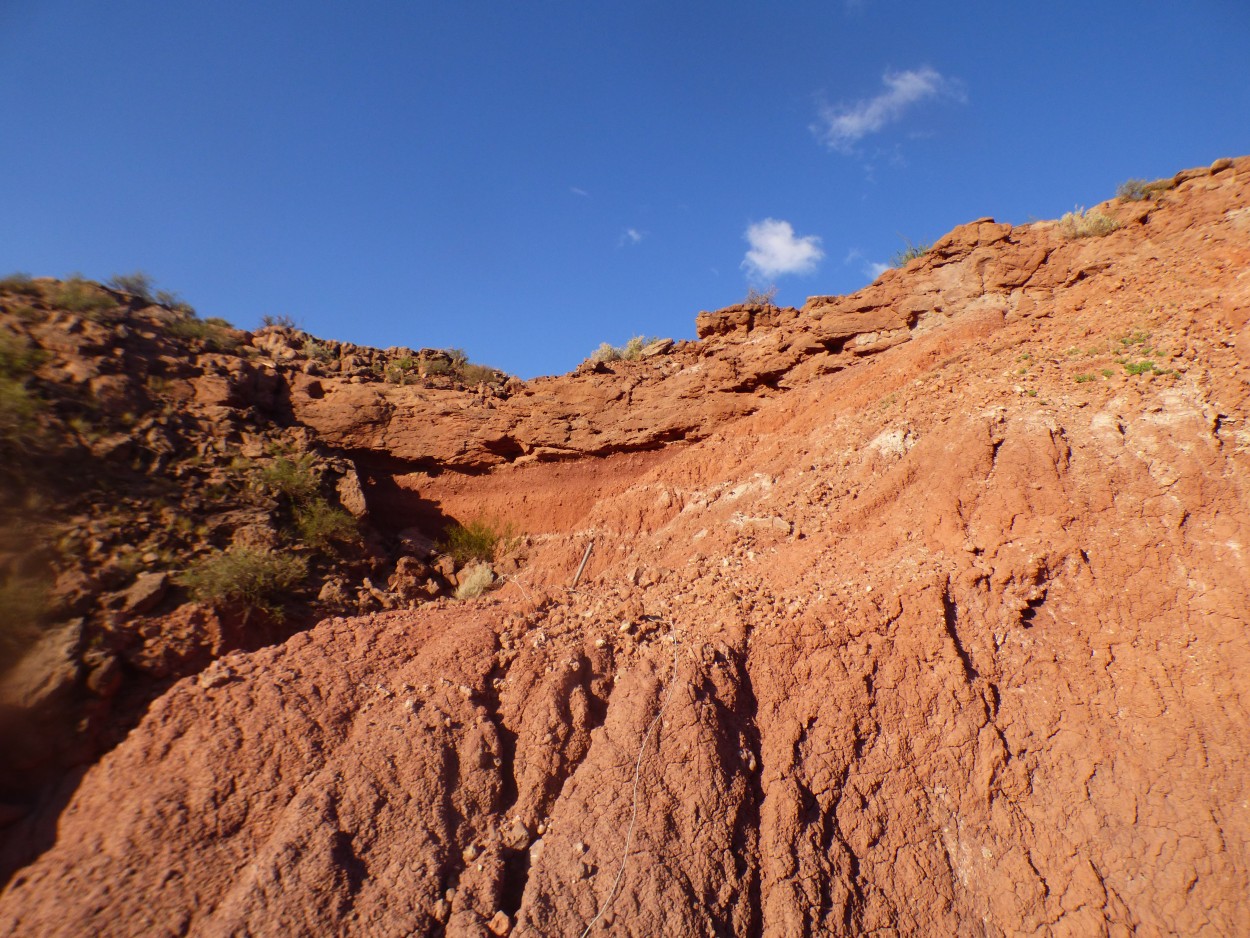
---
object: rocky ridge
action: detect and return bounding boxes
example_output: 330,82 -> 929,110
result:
1,157 -> 1248,935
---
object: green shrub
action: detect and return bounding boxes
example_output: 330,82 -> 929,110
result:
1116,179 -> 1149,201
166,313 -> 239,351
0,330 -> 47,379
305,338 -> 337,362
420,358 -> 451,377
107,271 -> 155,302
154,289 -> 196,316
1058,208 -> 1121,239
440,519 -> 511,565
259,453 -> 321,502
50,277 -> 114,316
179,546 -> 307,615
293,499 -> 358,549
890,238 -> 932,267
386,356 -> 417,384
0,272 -> 40,296
0,331 -> 47,445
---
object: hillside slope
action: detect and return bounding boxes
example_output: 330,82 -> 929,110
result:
1,157 -> 1248,935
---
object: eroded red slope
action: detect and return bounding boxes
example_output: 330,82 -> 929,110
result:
2,158 -> 1248,936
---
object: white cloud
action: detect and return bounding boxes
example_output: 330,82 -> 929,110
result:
812,67 -> 962,153
742,219 -> 824,279
866,261 -> 890,279
570,186 -> 589,197
620,227 -> 644,246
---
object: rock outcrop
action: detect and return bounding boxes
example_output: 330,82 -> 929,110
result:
1,157 -> 1248,935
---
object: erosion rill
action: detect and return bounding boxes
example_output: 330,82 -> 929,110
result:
1,158 -> 1248,935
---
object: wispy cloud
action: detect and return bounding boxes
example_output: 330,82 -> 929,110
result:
866,261 -> 890,279
812,67 -> 963,153
619,228 -> 645,246
742,219 -> 824,279
570,186 -> 590,197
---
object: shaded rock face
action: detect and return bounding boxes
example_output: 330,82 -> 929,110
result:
1,157 -> 1249,935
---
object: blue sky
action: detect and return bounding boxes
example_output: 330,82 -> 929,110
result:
3,1 -> 1248,378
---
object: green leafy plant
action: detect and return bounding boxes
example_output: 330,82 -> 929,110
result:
440,518 -> 512,565
259,453 -> 321,502
1058,208 -> 1121,239
386,356 -> 418,384
1073,373 -> 1096,383
293,499 -> 359,549
179,546 -> 307,616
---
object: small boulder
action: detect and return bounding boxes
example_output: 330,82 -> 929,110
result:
123,572 -> 169,615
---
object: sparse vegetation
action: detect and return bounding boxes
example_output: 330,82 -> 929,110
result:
293,499 -> 359,549
0,272 -> 40,296
107,271 -> 155,302
1116,179 -> 1149,201
891,238 -> 932,267
386,356 -> 418,384
179,546 -> 308,616
589,335 -> 656,363
260,314 -> 298,329
304,338 -> 337,363
744,285 -> 778,306
259,454 -> 321,503
440,519 -> 511,565
454,563 -> 496,600
155,289 -> 196,316
50,276 -> 113,316
460,362 -> 500,384
1058,208 -> 1121,239
0,330 -> 48,446
1074,373 -> 1096,383
165,312 -> 239,351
